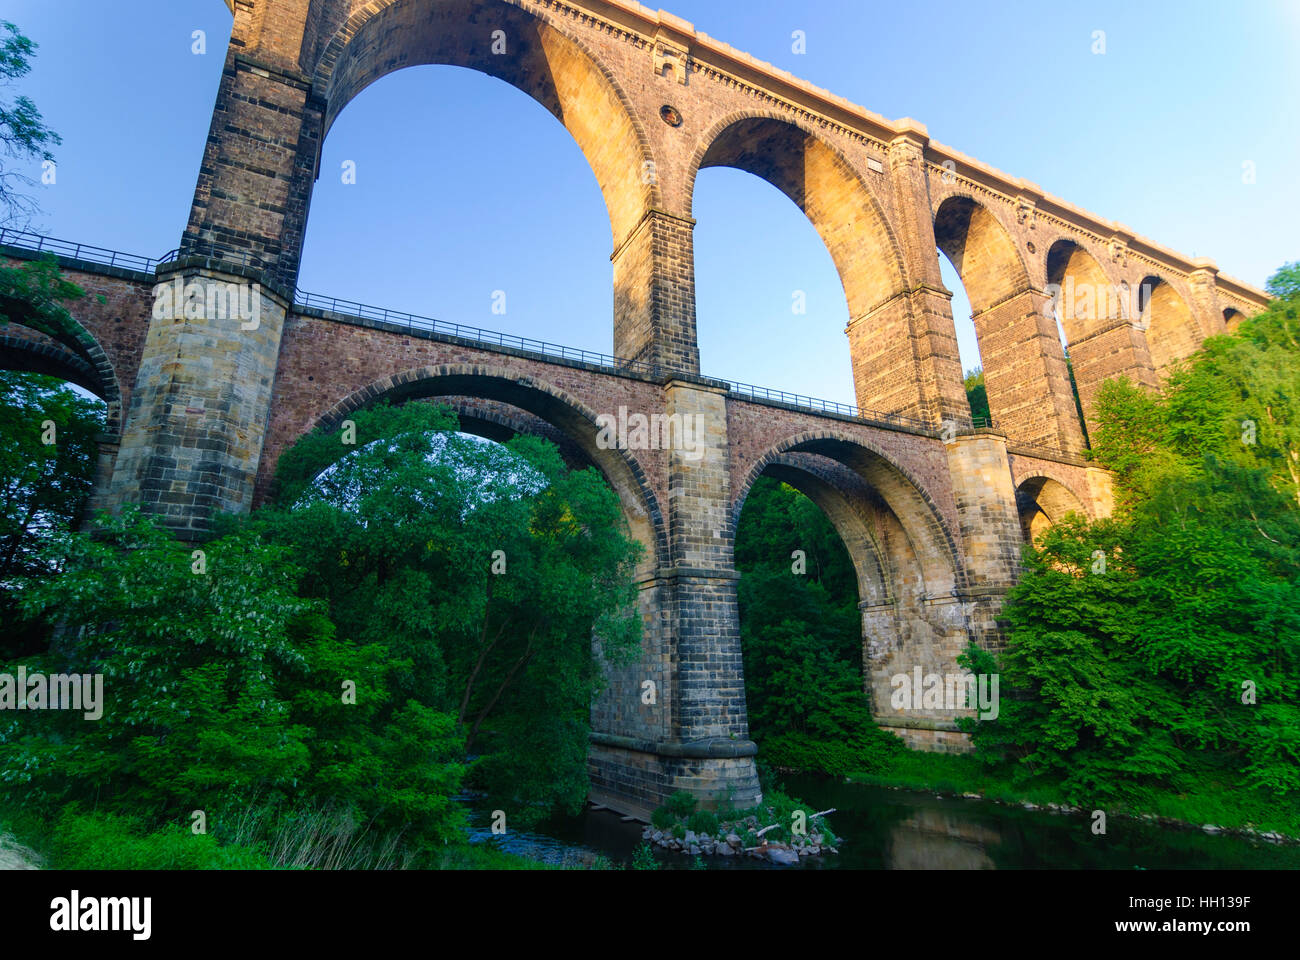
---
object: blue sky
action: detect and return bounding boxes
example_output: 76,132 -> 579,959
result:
7,0 -> 1298,406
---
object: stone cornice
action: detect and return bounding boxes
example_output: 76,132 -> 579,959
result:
533,0 -> 897,151
524,0 -> 1267,308
924,155 -> 1268,305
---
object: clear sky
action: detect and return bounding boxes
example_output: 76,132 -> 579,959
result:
7,0 -> 1298,407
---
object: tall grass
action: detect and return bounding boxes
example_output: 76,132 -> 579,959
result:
215,800 -> 418,870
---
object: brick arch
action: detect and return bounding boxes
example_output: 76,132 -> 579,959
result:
1138,274 -> 1202,374
1223,307 -> 1246,333
934,194 -> 1083,450
686,110 -> 908,321
730,428 -> 962,598
311,0 -> 658,246
1014,474 -> 1088,543
0,315 -> 123,436
432,394 -> 585,461
286,363 -> 668,572
747,453 -> 897,608
1045,237 -> 1122,344
934,194 -> 1032,310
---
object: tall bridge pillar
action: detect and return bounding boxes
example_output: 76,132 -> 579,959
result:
850,124 -> 969,426
589,380 -> 761,816
944,430 -> 1024,648
108,267 -> 290,539
181,34 -> 322,290
1067,320 -> 1159,431
611,210 -> 700,375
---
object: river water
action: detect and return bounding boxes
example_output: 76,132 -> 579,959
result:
467,776 -> 1300,870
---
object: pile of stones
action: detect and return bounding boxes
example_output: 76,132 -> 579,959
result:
640,814 -> 839,864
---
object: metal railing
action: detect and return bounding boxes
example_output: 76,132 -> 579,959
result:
157,241 -> 270,273
1006,439 -> 1090,464
0,228 -> 166,273
293,289 -> 662,377
2,229 -> 1092,449
720,378 -> 933,430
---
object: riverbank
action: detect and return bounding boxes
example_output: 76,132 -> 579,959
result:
841,750 -> 1300,844
0,832 -> 41,870
0,807 -> 576,871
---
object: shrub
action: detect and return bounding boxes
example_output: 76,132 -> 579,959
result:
49,809 -> 274,870
665,790 -> 697,819
631,842 -> 658,871
686,809 -> 719,836
650,806 -> 676,830
761,729 -> 902,776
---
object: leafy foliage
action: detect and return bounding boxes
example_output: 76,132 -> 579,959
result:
686,809 -> 719,836
631,841 -> 658,870
964,368 -> 990,423
0,21 -> 62,226
0,504 -> 475,855
249,399 -> 644,825
735,478 -> 902,774
665,790 -> 697,819
0,370 -> 104,658
48,808 -> 275,870
966,270 -> 1300,807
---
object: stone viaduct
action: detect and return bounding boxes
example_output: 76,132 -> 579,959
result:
0,0 -> 1270,817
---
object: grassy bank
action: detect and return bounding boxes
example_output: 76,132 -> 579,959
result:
0,806 -> 573,871
846,749 -> 1300,838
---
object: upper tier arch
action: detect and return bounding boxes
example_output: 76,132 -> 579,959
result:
310,0 -> 657,248
686,111 -> 908,322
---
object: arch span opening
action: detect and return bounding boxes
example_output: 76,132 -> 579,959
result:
299,0 -> 655,357
730,431 -> 975,748
689,115 -> 906,408
290,366 -> 667,577
1015,475 -> 1088,544
1138,276 -> 1201,374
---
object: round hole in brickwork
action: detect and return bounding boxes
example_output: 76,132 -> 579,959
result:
660,104 -> 682,127
1026,241 -> 1036,254
308,376 -> 314,382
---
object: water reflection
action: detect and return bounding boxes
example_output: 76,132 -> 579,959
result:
888,807 -> 997,869
465,780 -> 1300,870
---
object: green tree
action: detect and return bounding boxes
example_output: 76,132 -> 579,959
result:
966,267 -> 1300,802
734,478 -> 901,774
1265,261 -> 1300,302
0,20 -> 62,225
0,372 -> 104,658
249,400 -> 644,824
1,506 -> 471,853
964,368 -> 990,424
0,255 -> 109,658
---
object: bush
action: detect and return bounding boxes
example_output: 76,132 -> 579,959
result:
761,728 -> 902,776
0,508 -> 469,861
665,790 -> 697,819
649,806 -> 676,830
49,809 -> 274,870
670,822 -> 686,840
631,842 -> 658,871
686,809 -> 719,836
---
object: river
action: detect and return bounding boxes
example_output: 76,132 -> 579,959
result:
466,776 -> 1300,869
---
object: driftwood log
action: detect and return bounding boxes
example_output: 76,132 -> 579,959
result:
743,809 -> 836,851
